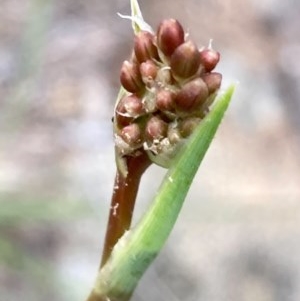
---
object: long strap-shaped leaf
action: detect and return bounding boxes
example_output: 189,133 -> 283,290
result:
91,85 -> 235,301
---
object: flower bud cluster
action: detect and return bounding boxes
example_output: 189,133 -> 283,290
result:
115,18 -> 222,167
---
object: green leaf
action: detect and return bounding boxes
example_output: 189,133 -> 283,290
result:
92,84 -> 236,300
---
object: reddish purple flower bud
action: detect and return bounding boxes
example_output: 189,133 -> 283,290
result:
123,94 -> 144,117
115,99 -> 132,127
115,94 -> 144,126
199,48 -> 220,72
175,78 -> 209,111
170,41 -> 200,78
134,31 -> 159,63
157,19 -> 185,57
155,89 -> 175,111
179,117 -> 201,138
140,60 -> 158,85
120,123 -> 142,146
201,72 -> 222,94
145,116 -> 168,141
120,60 -> 144,93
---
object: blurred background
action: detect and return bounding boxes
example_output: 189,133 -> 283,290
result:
1,0 -> 300,300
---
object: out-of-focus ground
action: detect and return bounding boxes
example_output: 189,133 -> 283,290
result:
1,0 -> 300,300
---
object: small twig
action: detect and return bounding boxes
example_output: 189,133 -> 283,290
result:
100,151 -> 151,267
85,1 -> 234,300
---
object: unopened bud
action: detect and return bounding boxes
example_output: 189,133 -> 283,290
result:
175,78 -> 209,111
120,60 -> 144,93
199,48 -> 220,72
170,41 -> 200,78
180,117 -> 201,137
145,116 -> 168,141
157,19 -> 185,57
123,94 -> 144,117
140,60 -> 158,85
115,94 -> 144,126
120,123 -> 142,146
115,99 -> 132,127
201,72 -> 222,94
134,31 -> 159,63
155,89 -> 175,111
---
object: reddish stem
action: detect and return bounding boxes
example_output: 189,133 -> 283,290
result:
86,291 -> 108,301
100,151 -> 151,267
